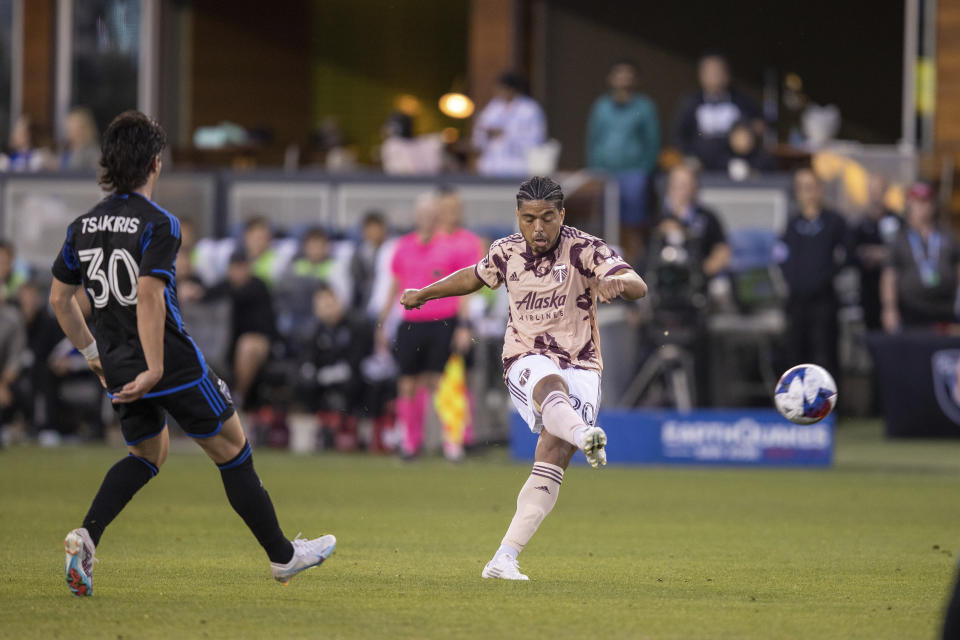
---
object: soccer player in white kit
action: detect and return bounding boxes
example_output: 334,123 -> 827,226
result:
399,176 -> 647,580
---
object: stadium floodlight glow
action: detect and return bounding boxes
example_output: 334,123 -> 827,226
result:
439,93 -> 475,119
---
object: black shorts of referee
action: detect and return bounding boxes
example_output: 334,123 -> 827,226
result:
394,318 -> 457,376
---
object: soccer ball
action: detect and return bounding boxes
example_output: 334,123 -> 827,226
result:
773,364 -> 837,424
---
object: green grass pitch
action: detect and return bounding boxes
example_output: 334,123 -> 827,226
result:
1,422 -> 959,639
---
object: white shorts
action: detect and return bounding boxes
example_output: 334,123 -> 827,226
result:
506,354 -> 601,434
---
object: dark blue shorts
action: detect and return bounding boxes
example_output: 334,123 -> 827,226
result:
114,369 -> 235,445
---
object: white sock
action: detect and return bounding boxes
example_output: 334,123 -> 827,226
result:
500,462 -> 564,554
540,390 -> 587,448
572,426 -> 587,446
495,544 -> 519,560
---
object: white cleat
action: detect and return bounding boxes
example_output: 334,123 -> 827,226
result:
580,426 -> 607,468
270,534 -> 336,585
481,554 -> 530,581
64,528 -> 96,597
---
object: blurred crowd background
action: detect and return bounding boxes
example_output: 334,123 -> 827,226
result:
0,0 -> 957,455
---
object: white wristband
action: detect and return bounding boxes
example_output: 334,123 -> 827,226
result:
79,341 -> 99,361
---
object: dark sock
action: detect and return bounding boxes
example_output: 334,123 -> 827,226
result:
218,441 -> 294,564
82,454 -> 158,546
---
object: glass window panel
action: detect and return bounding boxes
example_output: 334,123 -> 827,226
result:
71,0 -> 140,134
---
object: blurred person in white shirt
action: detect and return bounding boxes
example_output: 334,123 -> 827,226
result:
472,72 -> 546,177
380,112 -> 444,176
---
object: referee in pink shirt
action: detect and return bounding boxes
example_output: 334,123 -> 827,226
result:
378,193 -> 476,458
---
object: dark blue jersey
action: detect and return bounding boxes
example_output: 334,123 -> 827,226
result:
51,192 -> 207,395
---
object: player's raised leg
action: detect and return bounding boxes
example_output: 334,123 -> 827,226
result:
533,375 -> 607,468
191,412 -> 335,584
65,420 -> 169,596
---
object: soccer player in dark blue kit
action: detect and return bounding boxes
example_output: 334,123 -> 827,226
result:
51,111 -> 335,596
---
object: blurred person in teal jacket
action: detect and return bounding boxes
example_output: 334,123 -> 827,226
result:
586,60 -> 660,261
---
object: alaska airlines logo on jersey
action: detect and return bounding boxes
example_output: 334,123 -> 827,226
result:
552,263 -> 568,283
80,215 -> 141,234
517,290 -> 567,311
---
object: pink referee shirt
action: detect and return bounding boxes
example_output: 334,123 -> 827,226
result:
391,229 -> 479,322
446,227 -> 483,270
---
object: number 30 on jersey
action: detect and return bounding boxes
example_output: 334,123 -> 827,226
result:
78,247 -> 140,308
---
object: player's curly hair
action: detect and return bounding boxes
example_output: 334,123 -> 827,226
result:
99,110 -> 167,194
516,176 -> 564,211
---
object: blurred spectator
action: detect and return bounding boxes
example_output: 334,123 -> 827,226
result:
0,115 -> 51,172
658,164 -> 731,278
180,217 -> 199,256
587,60 -> 660,259
472,71 -> 546,176
208,251 -> 277,409
779,169 -> 849,375
305,115 -> 347,167
176,250 -> 206,305
854,175 -> 901,330
42,281 -> 103,441
881,183 -> 960,332
175,218 -> 206,303
276,227 -> 350,337
293,283 -> 374,451
0,240 -> 26,302
380,111 -> 444,175
674,53 -> 763,171
349,211 -> 390,317
191,217 -> 296,289
243,216 -> 286,288
379,194 -> 468,457
10,280 -> 63,438
290,228 -> 342,286
724,119 -> 778,180
61,107 -> 100,171
0,294 -> 24,434
46,333 -> 106,443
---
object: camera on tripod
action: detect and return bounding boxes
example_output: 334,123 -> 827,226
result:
619,220 -> 712,410
645,223 -> 709,346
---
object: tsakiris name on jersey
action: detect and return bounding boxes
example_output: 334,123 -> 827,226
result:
515,290 -> 567,321
80,215 -> 141,234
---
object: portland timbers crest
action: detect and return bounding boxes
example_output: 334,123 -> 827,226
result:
552,263 -> 568,283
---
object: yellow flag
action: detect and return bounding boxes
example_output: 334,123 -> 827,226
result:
434,354 -> 468,446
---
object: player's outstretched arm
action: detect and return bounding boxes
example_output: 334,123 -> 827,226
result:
112,276 -> 167,403
49,277 -> 105,386
597,268 -> 648,303
400,266 -> 484,310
